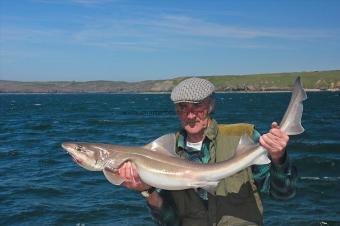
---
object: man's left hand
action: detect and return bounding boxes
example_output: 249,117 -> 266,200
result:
259,122 -> 289,164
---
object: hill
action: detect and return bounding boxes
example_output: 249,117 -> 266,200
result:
0,70 -> 339,93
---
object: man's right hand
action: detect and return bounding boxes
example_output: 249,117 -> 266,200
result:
117,161 -> 163,208
117,161 -> 151,191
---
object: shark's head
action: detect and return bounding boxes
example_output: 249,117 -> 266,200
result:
61,142 -> 105,171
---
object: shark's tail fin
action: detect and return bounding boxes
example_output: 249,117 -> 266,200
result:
279,77 -> 307,135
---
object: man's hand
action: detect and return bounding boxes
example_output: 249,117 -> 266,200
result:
117,161 -> 151,192
259,122 -> 289,164
117,161 -> 163,208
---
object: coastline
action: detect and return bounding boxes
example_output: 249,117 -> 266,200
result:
0,89 -> 338,95
1,70 -> 339,94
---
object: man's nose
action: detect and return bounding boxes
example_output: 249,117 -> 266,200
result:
186,111 -> 196,119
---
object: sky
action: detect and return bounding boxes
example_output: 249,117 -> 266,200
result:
0,0 -> 340,82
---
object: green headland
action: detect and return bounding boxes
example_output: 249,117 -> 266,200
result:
0,70 -> 339,93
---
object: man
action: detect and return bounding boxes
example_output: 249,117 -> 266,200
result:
117,78 -> 297,226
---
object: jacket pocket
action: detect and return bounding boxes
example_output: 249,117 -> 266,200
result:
224,170 -> 251,204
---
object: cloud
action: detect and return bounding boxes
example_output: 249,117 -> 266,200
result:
72,0 -> 111,4
132,14 -> 334,40
1,27 -> 68,42
74,14 -> 338,52
1,12 -> 338,53
33,0 -> 117,6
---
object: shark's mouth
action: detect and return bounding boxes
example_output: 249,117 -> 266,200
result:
71,156 -> 83,165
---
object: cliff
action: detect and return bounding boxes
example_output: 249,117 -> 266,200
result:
1,70 -> 339,93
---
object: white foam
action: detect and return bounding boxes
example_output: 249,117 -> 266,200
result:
300,176 -> 340,181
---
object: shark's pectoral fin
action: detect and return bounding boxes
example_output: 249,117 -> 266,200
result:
103,168 -> 126,186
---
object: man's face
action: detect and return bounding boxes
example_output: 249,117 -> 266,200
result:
176,99 -> 210,135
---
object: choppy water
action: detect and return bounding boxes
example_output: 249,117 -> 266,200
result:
0,91 -> 339,226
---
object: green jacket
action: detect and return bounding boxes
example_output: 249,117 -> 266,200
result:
149,119 -> 297,226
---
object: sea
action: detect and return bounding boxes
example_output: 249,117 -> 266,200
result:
0,91 -> 339,226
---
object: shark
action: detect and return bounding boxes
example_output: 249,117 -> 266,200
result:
61,77 -> 307,192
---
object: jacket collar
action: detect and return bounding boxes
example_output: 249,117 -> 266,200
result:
177,118 -> 219,149
204,119 -> 219,141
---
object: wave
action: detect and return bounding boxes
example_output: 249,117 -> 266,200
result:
300,176 -> 340,181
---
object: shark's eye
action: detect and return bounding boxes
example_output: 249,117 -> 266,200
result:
76,145 -> 84,152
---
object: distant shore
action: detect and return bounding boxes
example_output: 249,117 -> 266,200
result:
0,89 -> 339,95
1,70 -> 339,93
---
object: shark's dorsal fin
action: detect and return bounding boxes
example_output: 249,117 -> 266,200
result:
234,133 -> 257,156
235,133 -> 270,165
144,133 -> 177,157
239,132 -> 255,146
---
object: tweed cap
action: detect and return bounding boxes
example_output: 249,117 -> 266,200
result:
171,77 -> 215,103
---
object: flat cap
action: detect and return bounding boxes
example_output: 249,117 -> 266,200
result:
171,77 -> 215,103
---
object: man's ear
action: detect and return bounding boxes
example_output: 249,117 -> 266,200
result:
208,98 -> 215,114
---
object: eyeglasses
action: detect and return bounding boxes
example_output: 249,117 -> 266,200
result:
176,102 -> 209,118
